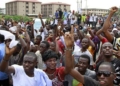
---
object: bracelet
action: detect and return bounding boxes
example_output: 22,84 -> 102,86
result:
3,59 -> 9,62
65,47 -> 73,51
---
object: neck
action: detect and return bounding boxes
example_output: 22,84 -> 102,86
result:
45,68 -> 56,74
25,70 -> 34,77
102,84 -> 114,86
103,55 -> 113,62
78,69 -> 86,75
81,48 -> 87,52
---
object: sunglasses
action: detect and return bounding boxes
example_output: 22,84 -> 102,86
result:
97,71 -> 114,77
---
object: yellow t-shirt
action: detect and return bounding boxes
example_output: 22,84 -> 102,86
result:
88,46 -> 95,57
72,79 -> 83,86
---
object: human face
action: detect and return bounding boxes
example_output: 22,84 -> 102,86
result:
39,43 -> 47,53
23,56 -> 37,73
102,42 -> 113,57
45,58 -> 57,69
81,38 -> 89,49
50,42 -> 56,51
74,33 -> 78,41
78,57 -> 89,73
46,25 -> 50,30
48,30 -> 53,35
34,37 -> 41,45
97,65 -> 116,86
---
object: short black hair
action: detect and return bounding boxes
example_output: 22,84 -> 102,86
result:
24,52 -> 37,61
42,50 -> 58,62
16,43 -> 22,50
36,35 -> 42,40
0,34 -> 5,43
100,62 -> 115,73
41,41 -> 50,49
79,54 -> 90,65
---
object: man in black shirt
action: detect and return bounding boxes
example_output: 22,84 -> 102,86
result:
95,42 -> 120,85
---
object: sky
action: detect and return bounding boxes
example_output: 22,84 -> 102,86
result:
0,0 -> 120,11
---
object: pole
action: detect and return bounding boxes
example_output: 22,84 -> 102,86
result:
81,0 -> 82,9
85,0 -> 88,14
77,0 -> 78,12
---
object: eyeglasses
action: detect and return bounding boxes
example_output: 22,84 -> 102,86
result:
97,71 -> 114,77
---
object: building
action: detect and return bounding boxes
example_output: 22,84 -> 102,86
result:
41,2 -> 70,18
81,8 -> 109,15
0,8 -> 5,14
6,0 -> 41,16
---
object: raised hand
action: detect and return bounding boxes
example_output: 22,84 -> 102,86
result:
113,44 -> 120,59
49,34 -> 54,38
110,6 -> 118,14
39,13 -> 42,19
16,25 -> 21,36
64,25 -> 74,49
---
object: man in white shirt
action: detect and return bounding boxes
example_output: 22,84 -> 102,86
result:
0,46 -> 52,86
89,14 -> 94,27
93,14 -> 98,27
73,38 -> 94,67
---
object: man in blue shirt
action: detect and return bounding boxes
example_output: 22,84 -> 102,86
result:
0,34 -> 9,86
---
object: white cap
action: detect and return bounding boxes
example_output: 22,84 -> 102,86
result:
112,28 -> 118,32
9,40 -> 19,48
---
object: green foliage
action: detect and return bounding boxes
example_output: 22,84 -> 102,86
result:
0,15 -> 31,22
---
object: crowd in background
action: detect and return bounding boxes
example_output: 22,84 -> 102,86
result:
0,6 -> 120,86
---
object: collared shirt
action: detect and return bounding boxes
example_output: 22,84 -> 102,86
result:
0,43 -> 8,80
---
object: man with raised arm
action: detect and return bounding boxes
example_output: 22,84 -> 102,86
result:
0,46 -> 52,86
64,24 -> 117,86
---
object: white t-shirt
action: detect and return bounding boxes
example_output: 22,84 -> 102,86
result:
93,16 -> 98,22
89,16 -> 94,22
9,26 -> 17,33
73,48 -> 94,65
0,25 -> 2,28
11,65 -> 52,86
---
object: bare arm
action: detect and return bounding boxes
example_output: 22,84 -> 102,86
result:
102,7 -> 118,42
0,46 -> 16,74
31,23 -> 34,39
64,25 -> 74,74
64,25 -> 85,83
77,29 -> 84,41
89,40 -> 95,49
55,37 -> 60,54
16,26 -> 27,49
39,13 -> 45,28
88,29 -> 95,39
16,26 -> 27,65
96,29 -> 104,41
24,30 -> 30,52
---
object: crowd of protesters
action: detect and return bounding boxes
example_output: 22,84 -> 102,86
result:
0,6 -> 120,86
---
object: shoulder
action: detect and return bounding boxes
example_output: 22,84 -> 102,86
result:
35,50 -> 41,55
35,69 -> 48,76
35,68 -> 45,73
112,58 -> 120,66
86,69 -> 96,74
85,50 -> 92,57
84,76 -> 100,86
56,67 -> 65,72
12,64 -> 22,69
86,69 -> 96,79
